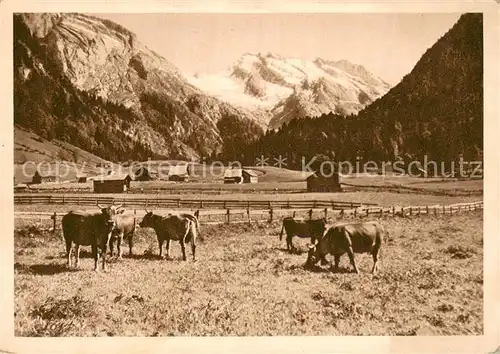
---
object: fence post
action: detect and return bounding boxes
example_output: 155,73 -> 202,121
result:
247,201 -> 250,210
62,195 -> 65,205
324,208 -> 328,219
292,211 -> 296,218
224,200 -> 227,209
379,208 -> 383,218
269,208 -> 274,223
409,207 -> 412,216
287,199 -> 291,209
177,198 -> 180,208
200,200 -> 203,209
354,208 -> 357,218
309,209 -> 313,219
247,208 -> 251,225
366,208 -> 369,217
226,209 -> 230,224
442,206 -> 445,215
52,212 -> 56,233
426,206 -> 429,215
392,206 -> 395,217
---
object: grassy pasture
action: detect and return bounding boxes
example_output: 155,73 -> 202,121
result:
14,212 -> 483,336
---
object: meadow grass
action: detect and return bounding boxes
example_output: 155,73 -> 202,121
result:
14,212 -> 483,336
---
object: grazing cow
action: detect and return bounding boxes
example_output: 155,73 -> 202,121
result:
279,217 -> 327,251
306,221 -> 384,274
61,207 -> 116,271
108,210 -> 137,258
139,210 -> 199,261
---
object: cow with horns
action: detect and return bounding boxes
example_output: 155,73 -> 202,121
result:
139,210 -> 200,261
306,221 -> 385,274
62,203 -> 123,271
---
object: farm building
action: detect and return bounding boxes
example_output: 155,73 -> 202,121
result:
134,167 -> 154,181
31,171 -> 59,184
93,174 -> 132,193
224,168 -> 259,184
306,172 -> 341,192
76,175 -> 87,183
168,164 -> 189,182
243,169 -> 258,183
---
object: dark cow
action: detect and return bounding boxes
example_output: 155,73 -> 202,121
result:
106,206 -> 137,258
280,217 -> 327,251
61,207 -> 116,271
306,221 -> 384,274
139,211 -> 199,261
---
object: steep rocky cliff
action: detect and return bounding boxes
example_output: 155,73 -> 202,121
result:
14,13 -> 263,162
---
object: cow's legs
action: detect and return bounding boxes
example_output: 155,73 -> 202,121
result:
116,234 -> 123,258
191,240 -> 196,261
128,232 -> 134,256
346,247 -> 359,274
74,244 -> 81,268
333,254 -> 341,270
92,244 -> 99,271
371,250 -> 379,274
165,239 -> 171,259
101,244 -> 107,271
287,234 -> 295,252
66,241 -> 72,268
179,240 -> 187,261
158,238 -> 164,259
109,237 -> 115,257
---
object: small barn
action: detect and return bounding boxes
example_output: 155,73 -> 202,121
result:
93,174 -> 132,193
134,167 -> 154,181
224,168 -> 243,184
242,169 -> 258,183
168,164 -> 189,182
76,175 -> 87,183
31,171 -> 59,184
306,172 -> 341,192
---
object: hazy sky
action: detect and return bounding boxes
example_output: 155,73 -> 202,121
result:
96,13 -> 462,85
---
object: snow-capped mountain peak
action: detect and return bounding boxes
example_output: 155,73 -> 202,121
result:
187,53 -> 391,129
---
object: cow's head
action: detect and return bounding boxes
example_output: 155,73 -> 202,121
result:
306,232 -> 330,267
97,207 -> 117,246
139,210 -> 154,228
98,203 -> 125,216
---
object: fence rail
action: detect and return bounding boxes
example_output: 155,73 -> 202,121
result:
15,201 -> 484,229
13,194 -> 376,210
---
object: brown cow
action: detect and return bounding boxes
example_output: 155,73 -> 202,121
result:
306,221 -> 384,274
279,217 -> 327,252
139,211 -> 199,261
62,207 -> 116,271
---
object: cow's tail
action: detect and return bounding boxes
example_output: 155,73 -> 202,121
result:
184,214 -> 200,241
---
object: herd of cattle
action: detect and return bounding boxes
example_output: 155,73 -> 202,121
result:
60,204 -> 385,274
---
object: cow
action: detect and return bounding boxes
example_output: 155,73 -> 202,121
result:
101,204 -> 137,258
61,206 -> 117,271
279,217 -> 327,252
306,221 -> 384,274
138,210 -> 199,261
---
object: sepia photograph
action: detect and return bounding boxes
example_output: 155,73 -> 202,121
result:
2,0 -> 499,350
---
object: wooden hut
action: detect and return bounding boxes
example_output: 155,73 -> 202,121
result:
242,169 -> 258,183
306,172 -> 341,192
168,164 -> 189,182
134,167 -> 154,181
76,175 -> 87,183
224,168 -> 243,184
93,174 -> 132,193
31,171 -> 59,184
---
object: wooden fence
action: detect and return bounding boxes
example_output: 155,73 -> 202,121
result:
14,201 -> 484,230
13,194 -> 376,210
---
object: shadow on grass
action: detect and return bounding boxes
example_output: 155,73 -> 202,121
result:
303,264 -> 355,274
14,262 -> 77,275
272,247 -> 306,255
